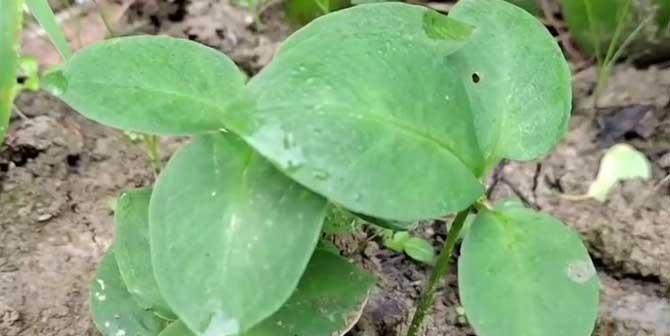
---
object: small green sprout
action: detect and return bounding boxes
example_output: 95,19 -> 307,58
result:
383,230 -> 436,265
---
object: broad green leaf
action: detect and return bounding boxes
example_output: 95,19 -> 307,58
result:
403,237 -> 435,264
224,3 -> 485,221
0,0 -> 23,143
448,0 -> 571,163
43,36 -> 246,135
150,133 -> 328,334
114,188 -> 175,320
459,202 -> 599,336
158,250 -> 375,336
91,249 -> 168,336
26,0 -> 72,60
587,143 -> 651,202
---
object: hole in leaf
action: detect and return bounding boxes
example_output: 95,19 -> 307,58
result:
472,72 -> 481,83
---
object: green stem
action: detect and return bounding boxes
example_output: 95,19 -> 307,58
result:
0,0 -> 24,144
143,134 -> 161,175
406,206 -> 472,336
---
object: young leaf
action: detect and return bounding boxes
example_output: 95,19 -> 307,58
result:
25,0 -> 73,60
448,0 -> 572,164
384,231 -> 410,252
403,237 -> 435,264
459,202 -> 599,336
587,143 -> 651,201
0,0 -> 24,143
224,3 -> 485,221
150,133 -> 328,334
114,188 -> 175,320
158,250 -> 375,336
42,36 -> 247,135
91,249 -> 168,336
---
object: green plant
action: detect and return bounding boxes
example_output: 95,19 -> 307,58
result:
0,0 -> 25,143
562,0 -> 669,60
43,1 -> 599,335
25,0 -> 73,59
1,0 -> 71,145
383,230 -> 435,265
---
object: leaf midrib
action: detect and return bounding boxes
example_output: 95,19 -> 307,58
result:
68,79 -> 227,115
271,104 -> 483,176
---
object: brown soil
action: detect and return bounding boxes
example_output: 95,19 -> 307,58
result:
1,1 -> 669,336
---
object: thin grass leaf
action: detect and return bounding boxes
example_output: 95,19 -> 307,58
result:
0,0 -> 25,144
583,0 -> 602,65
26,0 -> 73,60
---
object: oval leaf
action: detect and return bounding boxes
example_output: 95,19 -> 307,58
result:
114,187 -> 175,319
448,0 -> 572,163
91,249 -> 168,336
403,237 -> 435,264
157,250 -> 374,336
150,133 -> 328,334
223,3 -> 485,221
43,36 -> 246,135
458,202 -> 599,336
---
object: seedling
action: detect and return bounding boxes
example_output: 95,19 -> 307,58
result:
383,230 -> 436,265
562,0 -> 658,107
44,1 -> 600,336
0,0 -> 25,143
1,0 -> 70,144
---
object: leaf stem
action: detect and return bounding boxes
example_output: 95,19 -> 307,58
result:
143,134 -> 161,175
406,206 -> 472,336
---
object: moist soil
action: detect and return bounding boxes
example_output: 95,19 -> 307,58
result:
1,1 -> 669,335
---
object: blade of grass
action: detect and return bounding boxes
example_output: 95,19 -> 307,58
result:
583,0 -> 602,67
602,0 -> 632,67
593,2 -> 652,110
26,0 -> 73,60
0,0 -> 25,143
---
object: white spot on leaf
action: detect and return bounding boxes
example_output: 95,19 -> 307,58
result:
97,279 -> 106,290
204,311 -> 239,336
566,260 -> 596,284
